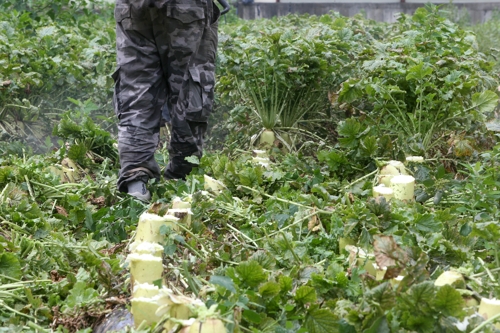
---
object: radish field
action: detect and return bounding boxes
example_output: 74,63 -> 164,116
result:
2,1 -> 500,332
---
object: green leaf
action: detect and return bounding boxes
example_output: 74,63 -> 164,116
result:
460,223 -> 472,236
317,150 -> 348,172
259,281 -> 281,298
360,136 -> 378,157
153,279 -> 163,288
84,208 -> 94,231
210,275 -> 237,294
243,309 -> 262,324
236,260 -> 267,288
239,167 -> 263,187
366,283 -> 395,311
398,251 -> 430,290
337,118 -> 363,148
400,281 -> 435,311
44,136 -> 53,150
362,59 -> 386,72
406,62 -> 433,81
305,308 -> 339,333
295,285 -> 317,304
249,250 -> 276,270
64,281 -> 99,310
339,319 -> 356,333
432,284 -> 465,317
0,252 -> 22,279
414,214 -> 442,233
53,117 -> 81,138
472,222 -> 500,240
403,312 -> 434,332
184,155 -> 200,165
68,143 -> 87,163
363,316 -> 389,333
338,80 -> 363,104
37,26 -> 57,39
0,166 -> 13,184
279,275 -> 293,294
470,90 -> 498,113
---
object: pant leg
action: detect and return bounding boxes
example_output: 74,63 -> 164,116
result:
113,0 -> 165,192
163,1 -> 220,179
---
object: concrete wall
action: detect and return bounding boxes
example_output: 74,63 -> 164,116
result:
238,2 -> 500,23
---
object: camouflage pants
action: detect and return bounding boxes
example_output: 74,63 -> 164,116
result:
113,0 -> 219,192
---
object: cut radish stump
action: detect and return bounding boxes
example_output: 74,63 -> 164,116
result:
172,196 -> 192,209
479,298 -> 500,329
131,297 -> 163,327
167,208 -> 193,227
132,283 -> 160,299
378,160 -> 407,187
252,157 -> 271,168
135,212 -> 179,243
204,175 -> 226,192
338,237 -> 355,252
390,275 -> 405,287
405,156 -> 424,163
131,290 -> 173,328
390,175 -> 415,201
253,149 -> 268,158
180,318 -> 227,333
129,242 -> 164,257
434,271 -> 465,289
128,253 -> 163,285
372,185 -> 394,201
346,246 -> 386,280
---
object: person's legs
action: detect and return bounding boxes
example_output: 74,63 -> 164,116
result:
154,0 -> 219,180
113,0 -> 166,195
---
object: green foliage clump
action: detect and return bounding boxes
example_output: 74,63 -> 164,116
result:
217,13 -> 385,150
338,5 -> 498,157
0,0 -> 115,148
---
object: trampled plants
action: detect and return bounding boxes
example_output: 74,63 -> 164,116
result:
3,4 -> 500,333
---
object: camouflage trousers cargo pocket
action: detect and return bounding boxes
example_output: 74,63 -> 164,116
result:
185,63 -> 215,122
111,67 -> 122,119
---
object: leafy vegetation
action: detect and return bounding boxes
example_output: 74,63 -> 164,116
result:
0,0 -> 115,150
2,1 -> 500,333
338,7 -> 497,157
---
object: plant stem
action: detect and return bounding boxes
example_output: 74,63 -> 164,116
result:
24,175 -> 36,201
478,257 -> 498,284
0,299 -> 36,319
182,260 -> 200,295
280,231 -> 301,266
4,104 -> 31,109
471,267 -> 500,278
0,291 -> 25,301
0,183 -> 8,203
470,312 -> 500,333
226,223 -> 259,249
253,210 -> 319,242
0,279 -> 51,289
27,321 -> 50,332
0,217 -> 28,233
276,126 -> 331,145
239,185 -> 333,214
174,223 -> 209,258
342,169 -> 378,191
